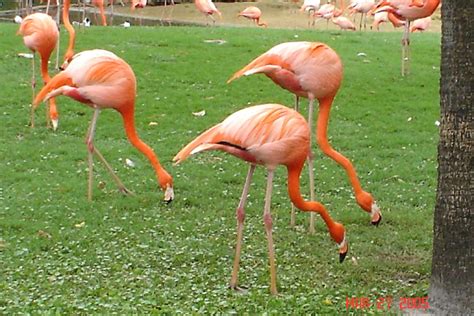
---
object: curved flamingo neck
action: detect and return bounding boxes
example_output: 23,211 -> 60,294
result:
119,105 -> 173,190
317,96 -> 363,195
40,53 -> 52,83
63,0 -> 75,63
286,162 -> 344,244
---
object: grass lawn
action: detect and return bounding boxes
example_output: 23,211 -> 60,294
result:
0,23 -> 440,313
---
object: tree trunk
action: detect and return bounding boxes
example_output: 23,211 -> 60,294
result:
429,1 -> 474,315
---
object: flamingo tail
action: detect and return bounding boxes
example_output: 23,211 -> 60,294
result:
33,71 -> 73,107
173,124 -> 223,164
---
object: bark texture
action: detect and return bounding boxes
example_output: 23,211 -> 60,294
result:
429,1 -> 474,315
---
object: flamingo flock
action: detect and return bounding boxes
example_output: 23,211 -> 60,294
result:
14,0 -> 440,295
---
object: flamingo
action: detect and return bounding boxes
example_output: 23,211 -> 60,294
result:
373,0 -> 440,76
410,16 -> 431,32
332,16 -> 357,30
348,0 -> 375,30
300,0 -> 321,27
174,104 -> 348,295
370,11 -> 405,30
131,0 -> 147,9
195,0 -> 222,25
227,42 -> 382,229
18,13 -> 60,130
92,0 -> 107,26
314,0 -> 346,29
131,0 -> 147,25
32,49 -> 174,202
314,2 -> 337,28
237,6 -> 267,27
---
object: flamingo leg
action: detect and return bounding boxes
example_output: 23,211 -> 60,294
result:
85,108 -> 132,201
263,169 -> 278,295
401,21 -> 410,76
307,98 -> 316,234
110,0 -> 114,26
30,54 -> 36,128
290,95 -> 299,228
54,0 -> 61,70
82,1 -> 86,26
86,109 -> 100,201
46,0 -> 51,14
317,97 -> 381,225
229,164 -> 256,292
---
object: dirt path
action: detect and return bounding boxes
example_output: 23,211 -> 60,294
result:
111,1 -> 441,32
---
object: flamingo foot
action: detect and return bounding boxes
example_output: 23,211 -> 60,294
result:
229,285 -> 248,294
118,186 -> 134,196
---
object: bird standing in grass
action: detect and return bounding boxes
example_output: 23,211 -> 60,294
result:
410,16 -> 431,32
300,0 -> 321,27
373,0 -> 440,75
238,6 -> 267,27
174,103 -> 348,295
332,16 -> 357,30
18,13 -> 60,130
348,0 -> 375,30
33,49 -> 174,202
195,0 -> 222,25
227,42 -> 382,230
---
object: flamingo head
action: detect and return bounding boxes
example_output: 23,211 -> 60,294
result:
331,223 -> 348,263
160,173 -> 174,203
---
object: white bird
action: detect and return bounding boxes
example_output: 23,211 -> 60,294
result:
83,17 -> 91,27
14,15 -> 23,24
122,20 -> 131,28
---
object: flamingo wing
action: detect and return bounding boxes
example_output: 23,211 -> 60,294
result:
173,104 -> 310,168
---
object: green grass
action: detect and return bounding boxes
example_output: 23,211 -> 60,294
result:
0,23 -> 440,314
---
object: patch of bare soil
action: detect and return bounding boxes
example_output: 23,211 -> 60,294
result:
112,1 -> 441,32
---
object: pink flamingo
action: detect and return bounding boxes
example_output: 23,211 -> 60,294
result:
33,49 -> 174,202
174,104 -> 348,295
227,42 -> 382,230
373,0 -> 440,75
131,0 -> 147,9
332,16 -> 356,30
410,16 -> 431,32
370,11 -> 406,30
18,13 -> 60,130
348,0 -> 375,30
195,0 -> 222,25
300,0 -> 321,27
238,6 -> 267,27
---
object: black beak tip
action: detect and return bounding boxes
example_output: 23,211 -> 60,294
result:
339,251 -> 347,263
371,214 -> 382,226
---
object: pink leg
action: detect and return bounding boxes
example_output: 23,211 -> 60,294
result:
263,169 -> 278,295
85,108 -> 132,201
229,164 -> 255,292
30,55 -> 36,128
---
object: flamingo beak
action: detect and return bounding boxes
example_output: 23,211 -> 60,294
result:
164,184 -> 174,203
370,202 -> 382,226
52,119 -> 59,131
339,236 -> 348,263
